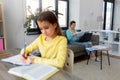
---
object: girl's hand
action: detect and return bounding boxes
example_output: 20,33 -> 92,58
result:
25,56 -> 34,64
20,54 -> 34,64
20,54 -> 27,63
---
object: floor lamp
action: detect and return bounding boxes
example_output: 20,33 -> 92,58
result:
97,16 -> 103,31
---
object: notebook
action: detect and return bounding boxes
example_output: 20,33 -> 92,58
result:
8,64 -> 59,80
1,54 -> 29,66
78,33 -> 92,42
2,55 -> 59,80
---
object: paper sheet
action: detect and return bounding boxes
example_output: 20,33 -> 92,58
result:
1,54 -> 29,65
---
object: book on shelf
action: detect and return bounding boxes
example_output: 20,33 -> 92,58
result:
8,64 -> 59,80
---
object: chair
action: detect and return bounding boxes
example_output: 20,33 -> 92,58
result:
63,49 -> 74,73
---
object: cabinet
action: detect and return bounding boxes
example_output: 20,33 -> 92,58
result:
0,38 -> 4,50
0,3 -> 6,50
98,30 -> 120,56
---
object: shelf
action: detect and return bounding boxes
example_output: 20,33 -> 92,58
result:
100,30 -> 120,33
101,41 -> 120,45
100,40 -> 109,43
109,51 -> 120,56
94,30 -> 120,56
109,41 -> 120,45
0,37 -> 4,38
103,50 -> 120,56
0,3 -> 6,50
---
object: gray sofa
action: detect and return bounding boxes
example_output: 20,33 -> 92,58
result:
62,30 -> 99,57
31,31 -> 99,58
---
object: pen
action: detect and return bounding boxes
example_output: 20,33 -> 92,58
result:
22,42 -> 27,59
22,53 -> 27,59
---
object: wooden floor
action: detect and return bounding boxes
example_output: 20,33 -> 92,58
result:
74,52 -> 120,64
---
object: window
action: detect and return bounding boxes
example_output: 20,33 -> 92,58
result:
42,0 -> 55,11
25,0 -> 69,35
58,0 -> 68,29
103,0 -> 115,30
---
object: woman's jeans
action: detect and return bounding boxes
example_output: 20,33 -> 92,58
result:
69,41 -> 93,54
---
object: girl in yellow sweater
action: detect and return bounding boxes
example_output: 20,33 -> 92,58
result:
20,11 -> 67,68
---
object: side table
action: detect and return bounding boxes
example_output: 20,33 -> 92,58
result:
86,45 -> 112,70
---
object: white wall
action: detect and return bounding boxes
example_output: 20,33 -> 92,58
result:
69,0 -> 103,31
1,0 -> 38,49
114,0 -> 120,31
1,0 -> 120,49
69,0 -> 80,30
69,0 -> 120,31
79,0 -> 103,31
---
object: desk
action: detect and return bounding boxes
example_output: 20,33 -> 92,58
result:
0,49 -> 80,80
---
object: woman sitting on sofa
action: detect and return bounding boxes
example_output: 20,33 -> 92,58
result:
66,20 -> 100,61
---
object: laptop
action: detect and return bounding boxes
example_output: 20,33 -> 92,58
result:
78,33 -> 92,42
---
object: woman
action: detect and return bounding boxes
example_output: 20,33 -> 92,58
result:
20,11 -> 67,68
66,20 -> 100,61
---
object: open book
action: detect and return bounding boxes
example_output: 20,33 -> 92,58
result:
8,64 -> 59,80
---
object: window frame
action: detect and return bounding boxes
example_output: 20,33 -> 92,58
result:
26,0 -> 69,35
103,0 -> 115,30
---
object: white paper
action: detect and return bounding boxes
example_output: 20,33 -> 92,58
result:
76,32 -> 85,37
1,54 -> 29,66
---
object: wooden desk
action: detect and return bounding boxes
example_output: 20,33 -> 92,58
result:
0,49 -> 80,80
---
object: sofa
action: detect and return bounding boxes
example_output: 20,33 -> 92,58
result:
62,30 -> 99,57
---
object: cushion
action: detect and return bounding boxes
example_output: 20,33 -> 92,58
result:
62,30 -> 70,44
78,32 -> 92,42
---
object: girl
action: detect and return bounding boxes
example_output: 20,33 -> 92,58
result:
20,11 -> 67,68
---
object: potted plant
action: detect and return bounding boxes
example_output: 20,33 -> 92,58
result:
24,6 -> 39,30
24,6 -> 63,34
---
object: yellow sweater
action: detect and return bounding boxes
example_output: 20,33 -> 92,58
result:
20,34 -> 67,68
